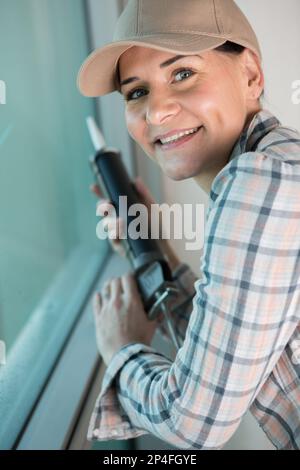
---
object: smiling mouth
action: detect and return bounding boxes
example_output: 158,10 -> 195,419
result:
155,126 -> 203,149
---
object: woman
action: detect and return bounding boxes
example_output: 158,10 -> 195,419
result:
77,0 -> 300,449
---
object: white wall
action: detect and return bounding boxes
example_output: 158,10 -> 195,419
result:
238,0 -> 300,128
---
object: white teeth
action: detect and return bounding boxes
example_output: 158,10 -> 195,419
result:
160,127 -> 199,144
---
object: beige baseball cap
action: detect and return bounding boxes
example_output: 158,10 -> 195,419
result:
77,0 -> 262,97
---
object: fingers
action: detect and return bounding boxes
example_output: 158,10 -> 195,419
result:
96,199 -> 114,217
101,279 -> 111,299
91,179 -> 157,208
110,239 -> 127,257
90,184 -> 127,257
121,272 -> 138,299
92,282 -> 110,319
100,211 -> 127,257
93,278 -> 122,317
93,292 -> 102,317
96,200 -> 126,238
102,217 -> 125,239
91,179 -> 157,211
110,277 -> 122,298
99,277 -> 122,301
90,183 -> 102,198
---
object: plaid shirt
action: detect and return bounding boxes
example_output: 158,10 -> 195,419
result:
88,109 -> 300,450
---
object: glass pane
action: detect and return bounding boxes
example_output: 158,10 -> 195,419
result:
0,0 -> 107,447
0,0 -> 100,349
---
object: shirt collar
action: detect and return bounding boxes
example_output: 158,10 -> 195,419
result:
229,109 -> 281,162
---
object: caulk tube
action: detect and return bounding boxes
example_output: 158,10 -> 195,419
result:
87,117 -> 173,315
90,147 -> 162,262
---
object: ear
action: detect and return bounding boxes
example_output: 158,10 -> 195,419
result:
240,48 -> 264,102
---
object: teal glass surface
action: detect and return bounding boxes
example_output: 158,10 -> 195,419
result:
0,0 -> 101,351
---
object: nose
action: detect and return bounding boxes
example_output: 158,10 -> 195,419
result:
145,90 -> 181,126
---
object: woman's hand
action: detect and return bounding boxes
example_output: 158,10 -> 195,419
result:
92,273 -> 159,366
90,176 -> 181,270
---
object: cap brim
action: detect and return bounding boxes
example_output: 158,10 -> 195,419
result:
77,35 -> 227,97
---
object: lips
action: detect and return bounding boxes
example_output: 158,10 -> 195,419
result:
154,126 -> 203,149
154,126 -> 202,144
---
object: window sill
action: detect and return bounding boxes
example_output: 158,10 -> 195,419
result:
2,250 -> 131,450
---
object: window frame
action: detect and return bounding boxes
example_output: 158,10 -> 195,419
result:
15,251 -> 131,450
0,247 -> 107,449
0,0 -> 139,450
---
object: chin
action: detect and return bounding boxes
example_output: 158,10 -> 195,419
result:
164,164 -> 201,181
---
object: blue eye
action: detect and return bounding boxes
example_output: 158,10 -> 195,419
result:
125,88 -> 147,101
174,69 -> 194,82
124,68 -> 195,102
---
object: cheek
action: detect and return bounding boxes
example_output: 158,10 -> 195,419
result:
125,111 -> 159,163
125,107 -> 146,134
190,80 -> 244,133
181,82 -> 226,122
125,111 -> 139,140
211,71 -> 245,115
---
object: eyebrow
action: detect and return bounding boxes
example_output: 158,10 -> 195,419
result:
119,55 -> 201,89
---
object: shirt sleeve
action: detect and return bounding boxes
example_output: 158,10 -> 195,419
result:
88,152 -> 300,449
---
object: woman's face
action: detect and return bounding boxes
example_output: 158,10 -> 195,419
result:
118,46 -> 262,183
